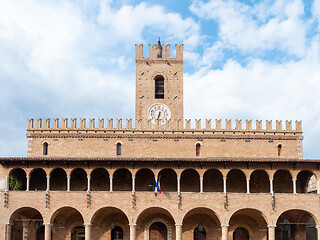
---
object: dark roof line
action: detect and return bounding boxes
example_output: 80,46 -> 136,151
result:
0,157 -> 319,163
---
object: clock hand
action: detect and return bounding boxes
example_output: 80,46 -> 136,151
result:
157,111 -> 161,119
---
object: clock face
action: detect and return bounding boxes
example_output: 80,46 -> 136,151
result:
148,104 -> 171,125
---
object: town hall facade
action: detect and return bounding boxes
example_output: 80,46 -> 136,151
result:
0,41 -> 320,240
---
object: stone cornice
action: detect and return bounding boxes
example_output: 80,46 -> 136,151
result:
26,132 -> 303,140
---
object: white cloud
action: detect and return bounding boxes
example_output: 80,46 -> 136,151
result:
97,1 -> 202,49
190,0 -> 307,57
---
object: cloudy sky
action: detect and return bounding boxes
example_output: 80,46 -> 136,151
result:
0,0 -> 320,158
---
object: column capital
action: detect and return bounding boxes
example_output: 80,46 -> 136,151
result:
221,224 -> 229,228
292,178 -> 297,181
175,224 -> 183,226
246,178 -> 250,181
87,176 -> 91,179
43,223 -> 52,226
269,178 -> 274,181
129,223 -> 137,227
267,225 -> 277,228
84,223 -> 92,227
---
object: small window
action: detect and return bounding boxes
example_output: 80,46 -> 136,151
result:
196,143 -> 201,157
116,143 -> 121,156
278,144 -> 282,156
155,76 -> 164,99
43,142 -> 48,155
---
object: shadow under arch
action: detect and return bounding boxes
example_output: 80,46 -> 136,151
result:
9,207 -> 44,240
90,206 -> 130,240
249,169 -> 270,193
275,209 -> 318,240
227,169 -> 246,193
273,169 -> 293,193
297,170 -> 317,194
50,206 -> 84,240
182,207 -> 221,240
228,208 -> 268,240
135,168 -> 155,191
136,207 -> 176,240
158,168 -> 177,192
49,206 -> 84,224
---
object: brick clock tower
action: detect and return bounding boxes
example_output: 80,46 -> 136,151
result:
135,40 -> 184,124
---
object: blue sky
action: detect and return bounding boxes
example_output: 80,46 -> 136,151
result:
0,0 -> 320,158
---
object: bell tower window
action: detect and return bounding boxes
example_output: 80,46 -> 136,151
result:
155,76 -> 164,99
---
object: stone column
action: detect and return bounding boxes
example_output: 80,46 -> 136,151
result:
268,225 -> 276,240
270,178 -> 273,193
176,224 -> 182,240
177,177 -> 180,193
44,223 -> 52,240
87,177 -> 91,191
223,177 -> 227,194
5,176 -> 9,191
316,226 -> 320,240
200,177 -> 203,193
6,223 -> 12,240
317,179 -> 320,194
46,175 -> 50,191
129,224 -> 136,240
293,178 -> 297,194
26,176 -> 30,191
132,177 -> 135,193
67,176 -> 71,191
109,176 -> 113,192
246,178 -> 250,194
85,223 -> 92,240
221,224 -> 228,240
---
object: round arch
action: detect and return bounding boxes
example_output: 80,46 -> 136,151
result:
203,169 -> 223,192
135,168 -> 155,192
49,206 -> 84,224
227,169 -> 246,193
297,170 -> 317,194
228,208 -> 268,240
180,169 -> 200,192
273,169 -> 293,193
182,207 -> 221,240
144,217 -> 172,240
9,207 -> 44,240
275,209 -> 318,240
113,168 -> 132,191
158,168 -> 177,192
30,168 -> 47,191
50,168 -> 67,191
90,168 -> 109,191
9,168 -> 27,191
249,169 -> 270,193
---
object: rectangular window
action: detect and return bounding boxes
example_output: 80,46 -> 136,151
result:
155,78 -> 164,99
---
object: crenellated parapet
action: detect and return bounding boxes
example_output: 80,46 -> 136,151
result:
27,118 -> 302,133
135,44 -> 183,61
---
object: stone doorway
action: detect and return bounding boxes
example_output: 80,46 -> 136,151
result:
150,222 -> 167,240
